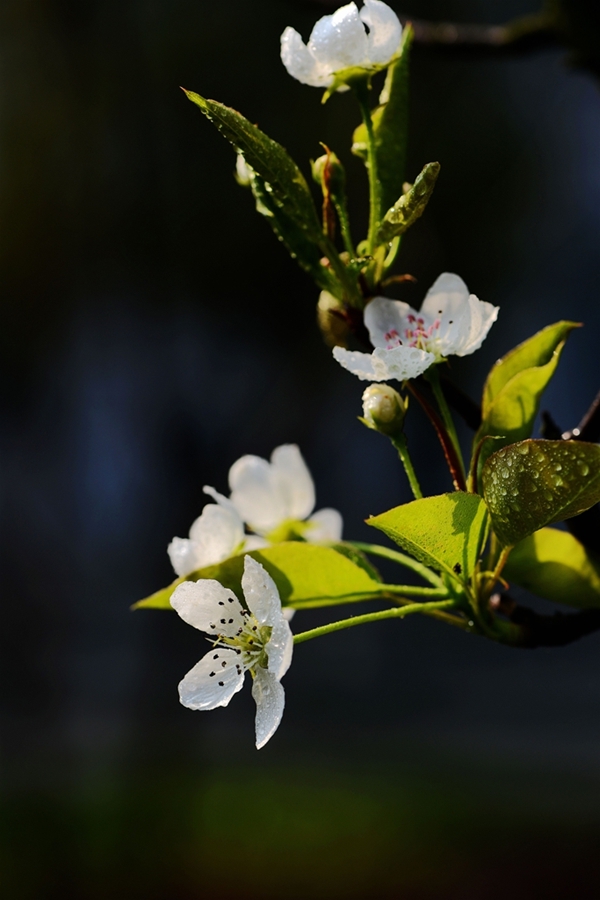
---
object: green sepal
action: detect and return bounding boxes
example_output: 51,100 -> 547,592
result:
184,90 -> 323,243
474,321 -> 579,472
133,542 -> 385,611
376,162 -> 440,245
482,439 -> 600,547
351,25 -> 413,218
505,526 -> 600,609
367,492 -> 489,584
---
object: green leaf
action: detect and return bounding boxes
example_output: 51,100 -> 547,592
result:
505,527 -> 600,609
483,321 -> 578,411
133,576 -> 184,610
351,26 -> 413,219
474,321 -> 579,471
133,543 -> 384,611
184,90 -> 323,242
367,492 -> 489,582
249,171 -> 336,293
376,162 -> 440,245
482,439 -> 600,547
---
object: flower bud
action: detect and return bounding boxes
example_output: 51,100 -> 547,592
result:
235,153 -> 252,187
317,290 -> 351,348
311,150 -> 346,196
361,384 -> 406,435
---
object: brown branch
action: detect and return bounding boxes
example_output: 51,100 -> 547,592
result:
491,593 -> 600,648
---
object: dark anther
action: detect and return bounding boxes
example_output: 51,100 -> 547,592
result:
209,672 -> 215,677
218,601 -> 224,606
220,619 -> 226,624
453,562 -> 462,574
218,681 -> 225,686
228,618 -> 234,624
221,661 -> 227,668
213,654 -> 219,659
228,598 -> 234,603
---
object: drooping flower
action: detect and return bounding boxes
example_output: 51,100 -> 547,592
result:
333,273 -> 499,382
170,555 -> 293,749
227,444 -> 343,543
281,1 -> 402,90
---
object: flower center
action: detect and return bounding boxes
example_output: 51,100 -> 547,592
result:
385,315 -> 442,353
219,616 -> 272,671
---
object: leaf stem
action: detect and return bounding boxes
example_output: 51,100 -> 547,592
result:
353,78 -> 381,255
347,542 -> 443,586
319,233 -> 363,308
391,433 -> 423,499
293,599 -> 458,644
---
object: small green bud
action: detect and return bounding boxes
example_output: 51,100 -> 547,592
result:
361,384 -> 406,435
311,149 -> 346,196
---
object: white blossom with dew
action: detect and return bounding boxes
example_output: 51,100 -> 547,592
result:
170,555 -> 293,749
281,1 -> 402,89
226,444 -> 343,542
333,273 -> 499,382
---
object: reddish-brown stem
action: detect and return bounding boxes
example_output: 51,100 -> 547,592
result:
407,381 -> 467,491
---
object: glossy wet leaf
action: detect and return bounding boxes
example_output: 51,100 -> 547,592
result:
482,440 -> 600,547
367,492 -> 489,582
249,171 -> 335,292
505,527 -> 600,609
184,90 -> 323,242
134,543 -> 384,611
351,26 -> 413,219
376,162 -> 440,245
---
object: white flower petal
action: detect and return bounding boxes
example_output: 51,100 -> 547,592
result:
282,607 -> 296,622
186,504 -> 244,568
332,346 -> 380,380
241,555 -> 282,625
373,346 -> 435,380
455,294 -> 499,356
306,508 -> 343,542
265,616 -> 294,680
252,668 -> 286,749
178,648 -> 245,710
308,2 -> 369,72
229,455 -> 287,535
168,537 -> 201,578
271,444 -> 316,521
280,26 -> 330,87
202,484 -> 238,513
170,579 -> 246,637
333,343 -> 434,382
420,273 -> 498,357
360,0 -> 402,65
364,295 -> 415,348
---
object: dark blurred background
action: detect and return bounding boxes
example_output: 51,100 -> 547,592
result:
2,0 -> 600,897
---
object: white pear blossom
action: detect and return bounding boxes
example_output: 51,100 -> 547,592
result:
333,273 -> 499,382
171,555 -> 293,749
167,490 -> 266,578
281,1 -> 402,90
228,444 -> 343,543
168,445 -> 341,578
